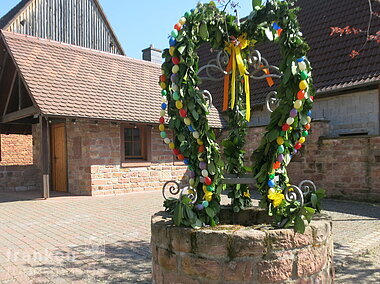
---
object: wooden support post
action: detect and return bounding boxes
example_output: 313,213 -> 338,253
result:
40,116 -> 50,199
0,52 -> 8,84
18,76 -> 22,110
2,71 -> 17,116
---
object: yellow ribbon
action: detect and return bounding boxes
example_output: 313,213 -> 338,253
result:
224,34 -> 252,121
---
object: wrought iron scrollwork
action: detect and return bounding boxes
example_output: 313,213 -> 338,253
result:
197,50 -> 230,82
265,91 -> 280,112
246,50 -> 282,80
202,90 -> 213,111
284,185 -> 304,208
162,181 -> 197,204
197,48 -> 282,82
298,180 -> 317,196
162,181 -> 180,200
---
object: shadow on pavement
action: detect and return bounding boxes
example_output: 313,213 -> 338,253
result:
334,252 -> 380,283
21,240 -> 152,283
322,199 -> 380,220
0,190 -> 88,203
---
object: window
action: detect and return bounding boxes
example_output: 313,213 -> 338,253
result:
121,126 -> 150,165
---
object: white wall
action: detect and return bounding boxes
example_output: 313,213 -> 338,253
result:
248,88 -> 379,136
312,89 -> 379,136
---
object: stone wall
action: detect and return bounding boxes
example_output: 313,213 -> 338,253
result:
244,121 -> 380,201
151,210 -> 334,283
66,119 -> 188,196
0,134 -> 40,192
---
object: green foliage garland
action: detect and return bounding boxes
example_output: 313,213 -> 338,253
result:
158,0 -> 323,232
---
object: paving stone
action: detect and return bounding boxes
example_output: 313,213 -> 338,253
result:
0,190 -> 379,283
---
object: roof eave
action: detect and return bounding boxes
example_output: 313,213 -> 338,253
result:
316,80 -> 380,96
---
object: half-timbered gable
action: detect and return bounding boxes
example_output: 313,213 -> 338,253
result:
0,0 -> 124,55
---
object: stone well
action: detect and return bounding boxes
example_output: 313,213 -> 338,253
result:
151,207 -> 333,283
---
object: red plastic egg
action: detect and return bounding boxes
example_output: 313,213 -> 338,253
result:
174,23 -> 182,31
159,75 -> 166,82
179,108 -> 187,118
294,142 -> 302,150
305,123 -> 311,130
172,57 -> 180,65
198,145 -> 205,153
159,117 -> 165,124
173,149 -> 180,155
282,124 -> 290,131
177,154 -> 185,161
204,176 -> 212,186
297,90 -> 305,100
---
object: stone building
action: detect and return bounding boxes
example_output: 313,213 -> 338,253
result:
0,30 -> 223,197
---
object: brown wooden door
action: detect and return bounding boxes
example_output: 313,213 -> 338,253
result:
51,123 -> 68,192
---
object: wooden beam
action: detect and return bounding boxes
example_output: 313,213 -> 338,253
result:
0,51 -> 8,84
222,174 -> 257,185
0,123 -> 32,135
40,116 -> 50,199
18,76 -> 22,110
2,71 -> 17,116
0,106 -> 37,123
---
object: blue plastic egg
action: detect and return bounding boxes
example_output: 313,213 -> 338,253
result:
268,180 -> 275,188
296,57 -> 305,62
169,37 -> 177,46
272,22 -> 280,30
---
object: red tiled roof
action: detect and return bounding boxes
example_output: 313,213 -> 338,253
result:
1,31 -> 225,128
200,0 -> 380,108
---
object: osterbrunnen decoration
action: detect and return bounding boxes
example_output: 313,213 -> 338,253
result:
158,0 -> 325,233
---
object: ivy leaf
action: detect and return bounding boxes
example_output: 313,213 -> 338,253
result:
200,22 -> 209,41
294,216 -> 305,233
267,128 -> 280,142
311,193 -> 318,208
205,207 -> 216,218
252,0 -> 262,10
208,161 -> 216,175
177,45 -> 186,54
283,68 -> 291,84
185,205 -> 196,221
304,207 -> 316,215
191,219 -> 203,229
173,204 -> 183,226
191,109 -> 199,121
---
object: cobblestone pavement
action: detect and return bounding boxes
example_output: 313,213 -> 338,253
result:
0,190 -> 379,283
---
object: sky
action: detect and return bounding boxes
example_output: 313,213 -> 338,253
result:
0,0 -> 253,59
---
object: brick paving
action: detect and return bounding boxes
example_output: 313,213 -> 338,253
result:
0,190 -> 379,283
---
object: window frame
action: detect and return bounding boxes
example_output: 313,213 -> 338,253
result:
121,125 -> 151,167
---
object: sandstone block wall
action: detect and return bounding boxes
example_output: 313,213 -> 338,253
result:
66,120 -> 188,196
151,211 -> 334,284
244,121 -> 380,201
